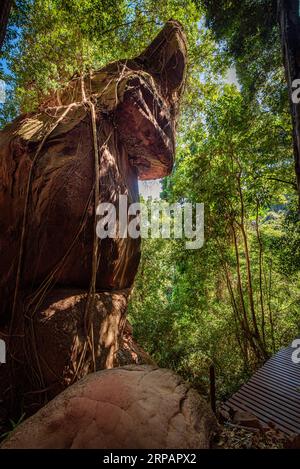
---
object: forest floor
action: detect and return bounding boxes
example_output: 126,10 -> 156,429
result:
213,406 -> 300,449
213,422 -> 286,449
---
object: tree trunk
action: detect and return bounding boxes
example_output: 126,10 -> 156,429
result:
0,0 -> 12,51
278,0 -> 300,200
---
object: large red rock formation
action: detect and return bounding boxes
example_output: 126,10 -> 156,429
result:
0,20 -> 187,410
0,20 -> 187,315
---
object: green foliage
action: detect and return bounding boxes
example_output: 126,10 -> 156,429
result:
0,0 -> 214,123
129,74 -> 299,399
0,412 -> 26,440
199,0 -> 286,113
272,200 -> 300,275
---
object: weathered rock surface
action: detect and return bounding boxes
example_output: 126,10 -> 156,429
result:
1,292 -> 155,414
12,289 -> 130,412
0,366 -> 217,449
116,321 -> 156,367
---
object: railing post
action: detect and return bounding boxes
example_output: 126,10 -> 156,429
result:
209,363 -> 216,414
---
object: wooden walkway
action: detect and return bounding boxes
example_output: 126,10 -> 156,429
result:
224,340 -> 300,435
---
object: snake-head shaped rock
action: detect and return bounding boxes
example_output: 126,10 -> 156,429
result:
0,21 -> 187,412
0,21 -> 187,327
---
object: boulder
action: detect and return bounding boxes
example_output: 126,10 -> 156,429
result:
0,366 -> 217,449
